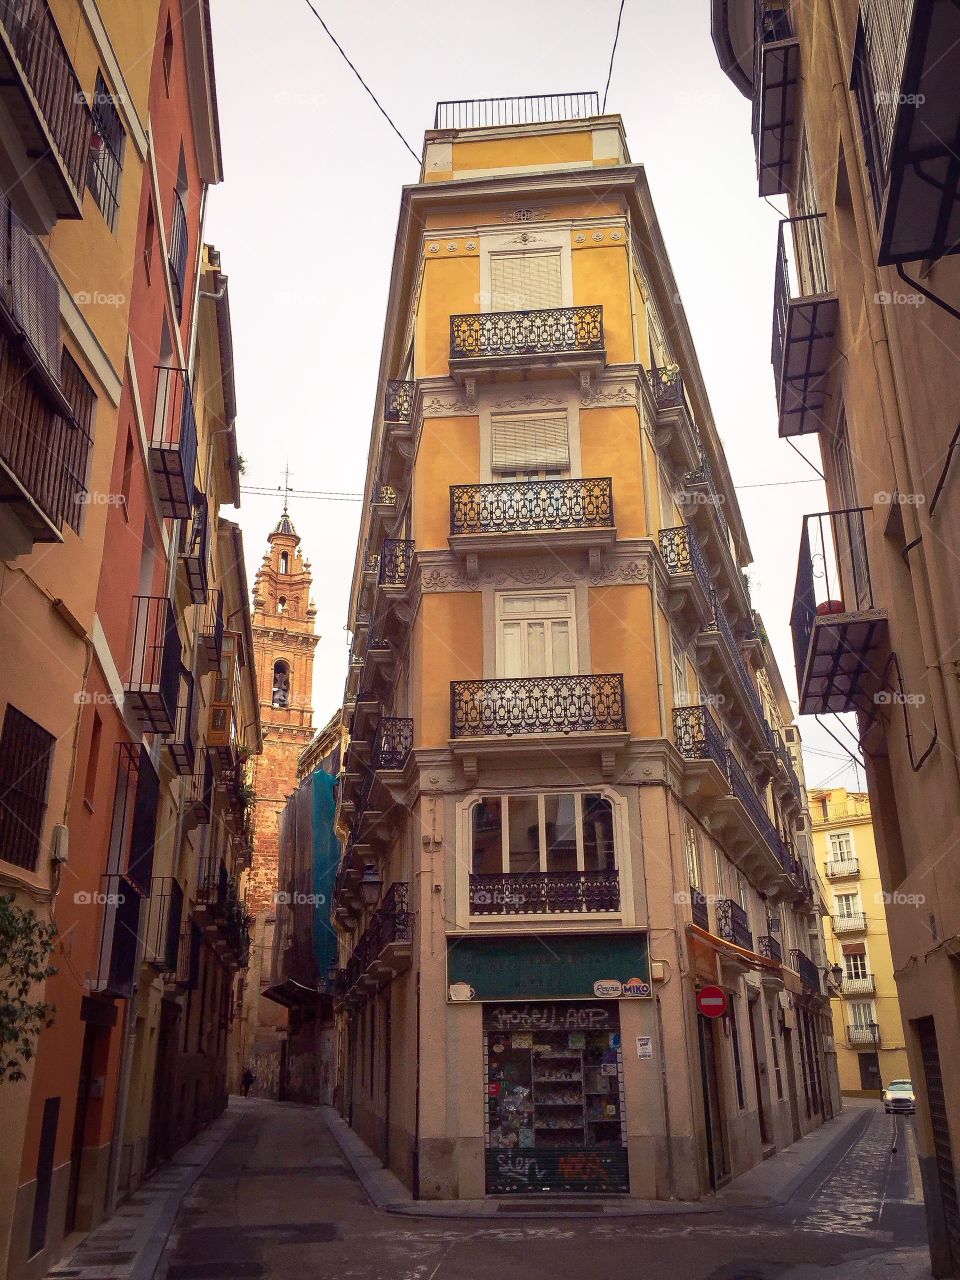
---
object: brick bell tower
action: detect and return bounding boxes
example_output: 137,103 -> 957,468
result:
248,507 -> 319,912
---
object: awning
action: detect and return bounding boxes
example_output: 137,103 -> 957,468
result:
841,941 -> 866,956
686,924 -> 781,974
261,977 -> 329,1008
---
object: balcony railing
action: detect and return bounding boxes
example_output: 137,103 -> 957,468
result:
691,885 -> 709,930
197,587 -> 224,671
727,752 -> 792,872
125,596 -> 181,734
751,1 -> 799,196
758,934 -> 783,964
451,673 -> 626,738
167,666 -> 197,776
107,743 -> 160,895
144,877 -> 183,973
384,379 -> 414,423
469,870 -> 620,915
791,509 -> 887,715
772,214 -> 838,437
825,857 -> 860,879
449,306 -> 604,363
842,973 -> 876,996
716,897 -> 753,951
434,92 -> 600,129
833,911 -> 867,934
789,947 -> 822,994
180,491 -> 209,604
183,747 -> 213,830
847,1024 -> 881,1046
701,591 -> 766,730
450,477 -> 614,537
94,873 -> 144,999
648,366 -> 686,411
0,0 -> 94,213
196,856 -> 230,913
659,526 -> 711,598
342,881 -> 412,995
378,538 -> 413,587
673,704 -> 727,771
349,716 -> 413,837
152,366 -> 198,519
168,190 -> 188,321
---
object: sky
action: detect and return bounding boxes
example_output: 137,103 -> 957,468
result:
204,0 -> 863,792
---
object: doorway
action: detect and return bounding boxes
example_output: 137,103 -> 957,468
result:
858,1051 -> 881,1092
65,1026 -> 98,1233
783,1028 -> 802,1142
697,1013 -> 729,1188
747,996 -> 771,1145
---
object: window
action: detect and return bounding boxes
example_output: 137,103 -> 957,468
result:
828,830 -> 855,860
672,640 -> 689,709
119,430 -> 134,514
845,950 -> 868,980
735,872 -> 748,912
83,710 -> 102,806
850,19 -> 885,220
87,72 -> 126,231
850,1001 -> 876,1031
277,596 -> 287,615
491,413 -> 570,479
730,998 -> 746,1109
469,793 -> 617,877
835,892 -> 860,918
0,705 -> 55,871
496,591 -> 574,677
272,660 -> 290,708
714,848 -> 727,899
684,823 -> 702,890
794,135 -> 829,295
279,552 -> 289,574
768,999 -> 784,1100
490,250 -> 562,311
162,16 -> 174,94
143,200 -> 156,282
59,350 -> 96,532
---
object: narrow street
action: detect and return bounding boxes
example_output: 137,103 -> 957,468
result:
145,1098 -> 928,1280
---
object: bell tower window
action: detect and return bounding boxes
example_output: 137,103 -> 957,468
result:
272,660 -> 290,708
279,552 -> 288,574
277,596 -> 286,615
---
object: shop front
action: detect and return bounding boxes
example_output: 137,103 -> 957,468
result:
447,931 -> 650,1196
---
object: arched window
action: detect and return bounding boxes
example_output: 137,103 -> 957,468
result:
279,551 -> 288,574
272,660 -> 290,708
277,596 -> 286,615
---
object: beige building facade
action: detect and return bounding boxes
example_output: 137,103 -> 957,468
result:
332,95 -> 835,1203
711,1 -> 960,1271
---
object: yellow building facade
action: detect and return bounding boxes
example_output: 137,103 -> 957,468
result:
809,787 -> 909,1095
334,96 -> 835,1203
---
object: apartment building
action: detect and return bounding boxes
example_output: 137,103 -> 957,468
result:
0,7 -> 259,1278
332,94 -> 832,1203
711,1 -> 960,1270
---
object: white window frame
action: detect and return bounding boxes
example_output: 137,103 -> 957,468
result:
828,830 -> 855,860
478,229 -> 573,313
684,822 -> 702,890
834,891 -> 861,918
844,950 -> 868,980
850,1000 -> 876,1030
495,589 -> 577,678
672,638 -> 690,709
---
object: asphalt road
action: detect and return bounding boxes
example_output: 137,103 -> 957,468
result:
155,1100 -> 929,1280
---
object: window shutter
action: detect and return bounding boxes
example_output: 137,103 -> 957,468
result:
490,252 -> 562,311
841,942 -> 866,956
491,415 -> 570,473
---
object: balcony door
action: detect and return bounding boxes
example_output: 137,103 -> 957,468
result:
830,415 -> 871,610
497,591 -> 575,678
835,891 -> 860,919
850,1000 -> 876,1032
844,948 -> 868,980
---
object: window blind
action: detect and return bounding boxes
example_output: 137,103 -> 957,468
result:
490,251 -> 562,311
491,415 -> 570,472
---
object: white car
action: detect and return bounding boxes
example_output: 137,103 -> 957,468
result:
883,1079 -> 916,1114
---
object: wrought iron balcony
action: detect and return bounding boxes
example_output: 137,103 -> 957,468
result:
167,666 -> 197,776
449,306 -> 604,374
842,973 -> 876,996
469,870 -> 620,915
0,0 -> 93,219
168,190 -> 188,321
197,587 -> 224,673
751,2 -> 799,197
180,492 -> 209,604
434,92 -> 600,129
347,717 -> 414,838
152,366 -> 198,519
726,752 -> 792,873
174,923 -> 202,990
716,897 -> 753,951
195,855 -> 230,916
451,673 -> 626,738
690,885 -> 709,930
700,591 -> 767,732
378,538 -> 413,587
648,365 -> 687,412
450,477 -> 613,538
789,947 -> 822,994
825,857 -> 860,880
659,526 -> 711,598
791,509 -> 888,715
772,214 -> 838,437
125,596 -> 181,734
107,743 -> 160,896
384,379 -> 414,423
673,703 -> 727,771
847,1024 -> 881,1046
93,873 -> 145,999
833,911 -> 867,934
758,934 -> 782,964
144,877 -> 184,973
341,881 -> 412,999
183,747 -> 213,830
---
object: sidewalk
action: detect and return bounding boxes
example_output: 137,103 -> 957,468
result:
321,1097 -> 876,1219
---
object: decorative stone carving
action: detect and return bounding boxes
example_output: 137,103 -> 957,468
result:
499,207 -> 549,223
422,394 -> 477,417
580,383 -> 637,408
589,559 -> 650,586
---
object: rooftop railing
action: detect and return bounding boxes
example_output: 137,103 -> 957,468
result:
434,92 -> 600,129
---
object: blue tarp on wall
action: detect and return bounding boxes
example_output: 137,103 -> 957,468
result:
310,769 -> 340,982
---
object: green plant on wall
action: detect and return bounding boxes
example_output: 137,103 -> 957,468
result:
0,894 -> 57,1084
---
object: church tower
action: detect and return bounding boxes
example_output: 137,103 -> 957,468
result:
247,507 -> 319,913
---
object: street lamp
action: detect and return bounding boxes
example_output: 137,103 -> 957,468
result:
829,962 -> 843,988
359,862 -> 383,909
868,1019 -> 882,1088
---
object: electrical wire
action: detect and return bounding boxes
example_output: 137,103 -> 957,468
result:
300,1 -> 419,164
240,486 -> 361,502
736,477 -> 821,490
601,0 -> 626,113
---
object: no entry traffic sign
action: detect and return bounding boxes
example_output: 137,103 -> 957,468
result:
696,985 -> 728,1018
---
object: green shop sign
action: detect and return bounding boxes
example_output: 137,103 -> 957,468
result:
447,932 -> 650,1002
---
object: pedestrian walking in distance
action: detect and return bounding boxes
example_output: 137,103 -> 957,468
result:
241,1067 -> 254,1098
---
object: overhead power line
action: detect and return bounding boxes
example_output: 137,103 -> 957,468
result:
241,485 -> 362,502
602,0 -> 626,113
301,1 -> 420,164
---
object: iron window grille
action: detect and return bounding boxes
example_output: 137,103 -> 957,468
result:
451,673 -> 626,737
87,71 -> 125,232
450,477 -> 614,535
175,922 -> 202,989
198,588 -> 224,669
59,350 -> 96,531
168,189 -> 188,320
0,704 -> 55,871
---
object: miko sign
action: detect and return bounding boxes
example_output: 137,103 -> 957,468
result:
696,985 -> 728,1019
